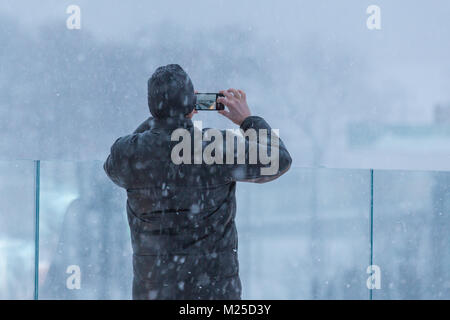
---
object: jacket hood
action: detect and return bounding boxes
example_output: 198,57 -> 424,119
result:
147,64 -> 195,119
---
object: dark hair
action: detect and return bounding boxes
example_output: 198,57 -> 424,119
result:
147,64 -> 195,118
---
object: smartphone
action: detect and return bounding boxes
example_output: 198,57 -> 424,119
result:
194,93 -> 225,111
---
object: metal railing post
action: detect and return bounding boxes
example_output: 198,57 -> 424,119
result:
34,160 -> 40,300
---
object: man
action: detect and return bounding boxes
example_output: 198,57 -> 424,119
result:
104,64 -> 292,299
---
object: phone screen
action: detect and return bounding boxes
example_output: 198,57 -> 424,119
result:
195,93 -> 224,110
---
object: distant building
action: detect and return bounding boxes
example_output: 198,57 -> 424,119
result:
338,106 -> 450,171
434,104 -> 450,124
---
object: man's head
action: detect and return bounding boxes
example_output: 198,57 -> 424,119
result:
148,64 -> 195,119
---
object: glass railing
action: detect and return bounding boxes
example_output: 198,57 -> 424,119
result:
0,160 -> 449,299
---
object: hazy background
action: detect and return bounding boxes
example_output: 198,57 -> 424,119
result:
0,1 -> 449,300
1,0 -> 449,170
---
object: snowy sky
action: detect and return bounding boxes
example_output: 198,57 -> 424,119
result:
2,0 -> 449,121
1,0 -> 449,169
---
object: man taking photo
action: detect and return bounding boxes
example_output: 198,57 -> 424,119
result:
104,64 -> 292,299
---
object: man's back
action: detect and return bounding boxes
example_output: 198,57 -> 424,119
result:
106,117 -> 241,299
104,115 -> 291,299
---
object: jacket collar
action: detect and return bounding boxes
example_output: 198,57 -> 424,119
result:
149,117 -> 193,130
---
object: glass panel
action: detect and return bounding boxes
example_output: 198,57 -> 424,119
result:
38,161 -> 132,299
0,160 -> 35,299
236,168 -> 371,299
373,170 -> 450,299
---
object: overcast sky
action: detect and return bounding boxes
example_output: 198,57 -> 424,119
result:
1,1 -> 450,169
2,0 -> 449,122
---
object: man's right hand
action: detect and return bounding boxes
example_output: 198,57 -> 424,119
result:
217,88 -> 251,126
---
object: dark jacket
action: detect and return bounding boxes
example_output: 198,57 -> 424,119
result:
103,115 -> 291,299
